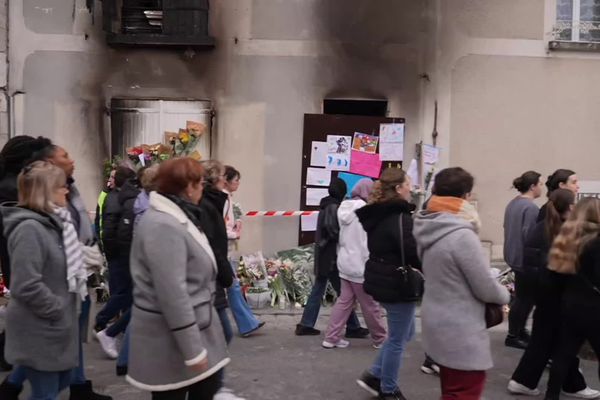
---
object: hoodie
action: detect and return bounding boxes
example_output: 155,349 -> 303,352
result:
413,211 -> 510,371
0,206 -> 79,371
133,190 -> 150,227
336,199 -> 369,283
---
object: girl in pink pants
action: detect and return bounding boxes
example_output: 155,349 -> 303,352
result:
322,179 -> 387,349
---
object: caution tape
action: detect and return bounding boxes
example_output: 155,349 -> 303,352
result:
245,211 -> 319,217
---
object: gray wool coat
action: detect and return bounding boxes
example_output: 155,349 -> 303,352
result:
1,206 -> 79,372
126,192 -> 230,392
413,211 -> 510,371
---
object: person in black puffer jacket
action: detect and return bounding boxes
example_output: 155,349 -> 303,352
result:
544,197 -> 600,400
295,178 -> 367,338
94,166 -> 136,360
509,189 -> 598,398
356,168 -> 421,400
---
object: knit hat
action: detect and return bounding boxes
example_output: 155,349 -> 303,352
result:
351,178 -> 374,201
0,136 -> 52,176
328,177 -> 347,202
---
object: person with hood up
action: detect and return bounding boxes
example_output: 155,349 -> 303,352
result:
322,178 -> 387,349
295,177 -> 367,338
1,161 -> 85,400
413,167 -> 510,400
354,168 -> 420,400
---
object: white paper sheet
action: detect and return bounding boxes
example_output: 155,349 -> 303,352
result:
407,158 -> 419,186
301,213 -> 319,232
423,144 -> 440,165
310,141 -> 328,167
306,188 -> 329,206
380,142 -> 404,161
306,167 -> 331,187
379,123 -> 405,143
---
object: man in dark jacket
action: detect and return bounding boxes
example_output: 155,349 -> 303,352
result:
295,178 -> 368,338
94,166 -> 136,359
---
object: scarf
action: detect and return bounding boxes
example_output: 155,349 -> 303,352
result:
54,207 -> 88,300
426,195 -> 482,233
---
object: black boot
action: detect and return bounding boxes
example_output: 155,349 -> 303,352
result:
0,331 -> 12,371
0,376 -> 22,400
69,380 -> 112,400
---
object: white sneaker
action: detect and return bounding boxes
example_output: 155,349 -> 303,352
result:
322,339 -> 350,349
96,329 -> 119,359
214,387 -> 246,400
507,380 -> 540,396
562,387 -> 600,399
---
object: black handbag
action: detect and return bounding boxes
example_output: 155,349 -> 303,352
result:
365,216 -> 424,302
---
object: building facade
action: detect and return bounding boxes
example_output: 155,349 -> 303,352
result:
4,0 -> 600,258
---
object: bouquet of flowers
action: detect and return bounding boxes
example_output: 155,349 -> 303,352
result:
165,126 -> 203,160
237,252 -> 268,289
126,143 -> 172,167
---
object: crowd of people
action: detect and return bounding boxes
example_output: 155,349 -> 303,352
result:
0,135 -> 598,400
295,167 -> 600,400
0,136 -> 263,400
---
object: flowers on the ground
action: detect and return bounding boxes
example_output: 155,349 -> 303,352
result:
237,246 -> 314,308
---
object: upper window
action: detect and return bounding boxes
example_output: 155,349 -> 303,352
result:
556,0 -> 600,42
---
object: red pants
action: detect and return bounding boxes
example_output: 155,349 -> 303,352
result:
440,366 -> 486,400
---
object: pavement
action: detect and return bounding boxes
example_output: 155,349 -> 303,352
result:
1,309 -> 598,400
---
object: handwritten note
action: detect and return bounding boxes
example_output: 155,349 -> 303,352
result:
310,141 -> 327,167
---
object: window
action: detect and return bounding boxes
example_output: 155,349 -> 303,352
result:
556,0 -> 600,42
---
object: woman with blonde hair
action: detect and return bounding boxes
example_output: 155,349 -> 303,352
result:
544,197 -> 600,400
1,161 -> 85,400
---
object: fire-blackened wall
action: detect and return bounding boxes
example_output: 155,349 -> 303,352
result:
9,0 -> 428,254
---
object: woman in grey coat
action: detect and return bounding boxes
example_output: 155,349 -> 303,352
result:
127,158 -> 229,400
1,161 -> 84,400
414,168 -> 510,399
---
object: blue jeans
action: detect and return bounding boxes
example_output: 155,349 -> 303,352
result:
217,307 -> 234,345
216,307 -> 233,389
24,368 -> 73,400
369,302 -> 416,393
8,297 -> 91,387
299,272 -> 361,332
116,325 -> 130,369
227,258 -> 261,336
95,259 -> 132,330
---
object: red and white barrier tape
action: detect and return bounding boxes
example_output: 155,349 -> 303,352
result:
245,211 -> 319,217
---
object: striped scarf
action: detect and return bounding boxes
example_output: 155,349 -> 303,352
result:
54,207 -> 88,300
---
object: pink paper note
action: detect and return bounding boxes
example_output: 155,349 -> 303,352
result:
349,150 -> 382,178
